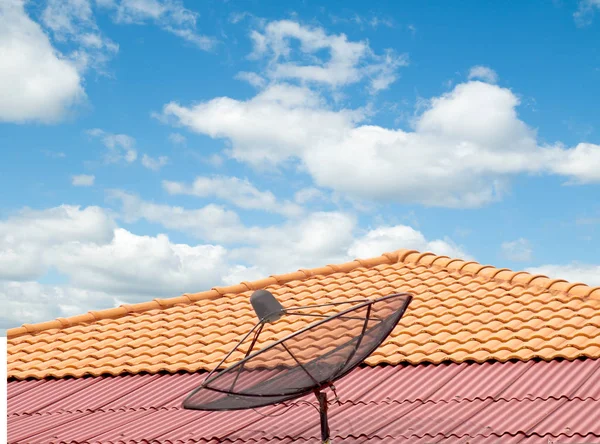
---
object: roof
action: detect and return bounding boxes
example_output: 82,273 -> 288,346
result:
8,359 -> 600,443
7,248 -> 600,443
8,249 -> 600,379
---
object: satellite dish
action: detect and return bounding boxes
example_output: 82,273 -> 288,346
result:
183,290 -> 412,443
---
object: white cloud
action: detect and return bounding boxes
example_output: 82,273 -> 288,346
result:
228,11 -> 251,25
142,154 -> 169,171
366,49 -> 407,93
329,13 -> 395,30
1,200 -> 470,329
545,143 -> 600,183
99,0 -> 216,50
205,153 -> 224,167
42,0 -> 95,37
112,190 -> 352,253
110,190 -> 243,242
0,205 -> 115,250
41,0 -> 119,73
0,204 -> 236,329
113,190 -> 319,248
228,211 -> 357,278
294,187 -> 324,204
163,80 -> 600,208
501,238 -> 533,262
248,20 -> 408,92
0,281 -> 116,332
468,65 -> 498,84
348,225 -> 470,260
0,205 -> 115,281
4,207 -> 226,296
163,176 -> 303,217
72,174 -> 95,186
0,0 -> 85,123
111,192 -> 470,278
162,83 -> 364,166
0,228 -> 233,330
86,128 -> 138,163
235,71 -> 267,88
54,228 -> 230,296
367,16 -> 394,29
526,263 -> 600,287
574,0 -> 600,27
169,132 -> 186,144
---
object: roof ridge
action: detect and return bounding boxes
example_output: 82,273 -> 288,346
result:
398,250 -> 598,296
7,249 -> 600,340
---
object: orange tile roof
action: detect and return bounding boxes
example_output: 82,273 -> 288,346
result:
7,249 -> 600,380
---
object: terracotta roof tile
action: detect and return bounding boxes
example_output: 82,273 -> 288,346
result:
7,249 -> 600,380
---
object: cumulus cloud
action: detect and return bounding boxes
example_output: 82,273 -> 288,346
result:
111,192 -> 469,278
468,65 -> 498,84
163,176 -> 303,217
0,204 -> 231,297
54,228 -> 230,296
142,154 -> 169,171
99,0 -> 216,50
162,83 -> 364,166
162,80 -> 600,208
0,205 -> 115,281
204,153 -> 224,168
1,200 -> 470,329
0,228 -> 232,331
0,204 -> 236,329
348,225 -> 470,260
0,281 -> 116,332
110,190 -> 243,242
0,0 -> 85,123
112,190 -> 343,249
72,174 -> 95,186
294,187 -> 325,204
527,263 -> 600,287
545,143 -> 600,183
86,128 -> 138,163
248,20 -> 408,92
226,211 -> 357,281
501,238 -> 533,262
235,71 -> 267,88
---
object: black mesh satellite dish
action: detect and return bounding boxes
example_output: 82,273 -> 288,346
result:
183,290 -> 412,443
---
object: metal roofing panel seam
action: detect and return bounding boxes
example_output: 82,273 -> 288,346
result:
523,357 -> 600,437
8,359 -> 600,443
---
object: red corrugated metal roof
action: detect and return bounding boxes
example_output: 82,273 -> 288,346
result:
8,358 -> 600,443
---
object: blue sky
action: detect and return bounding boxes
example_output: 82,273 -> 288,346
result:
1,0 -> 599,331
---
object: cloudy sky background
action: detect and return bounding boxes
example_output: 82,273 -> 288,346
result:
1,0 -> 599,332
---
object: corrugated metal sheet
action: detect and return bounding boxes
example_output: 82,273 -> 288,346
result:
8,358 -> 600,443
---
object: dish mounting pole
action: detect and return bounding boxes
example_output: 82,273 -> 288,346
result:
315,390 -> 330,444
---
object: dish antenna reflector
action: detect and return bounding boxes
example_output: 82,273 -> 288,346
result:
183,290 -> 412,443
